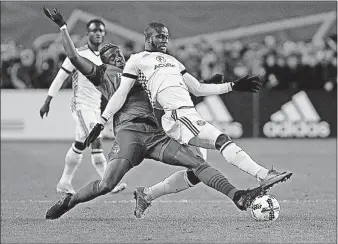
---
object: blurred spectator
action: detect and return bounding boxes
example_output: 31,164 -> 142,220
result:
1,34 -> 336,91
10,48 -> 37,89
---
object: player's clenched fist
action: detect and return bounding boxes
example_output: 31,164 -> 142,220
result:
231,75 -> 262,93
43,7 -> 67,27
84,123 -> 104,147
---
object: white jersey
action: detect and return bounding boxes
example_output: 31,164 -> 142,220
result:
61,45 -> 103,111
122,51 -> 194,110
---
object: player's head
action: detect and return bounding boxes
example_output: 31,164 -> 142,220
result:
144,22 -> 169,53
100,43 -> 125,69
86,19 -> 106,46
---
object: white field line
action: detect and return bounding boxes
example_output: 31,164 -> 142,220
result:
1,199 -> 335,204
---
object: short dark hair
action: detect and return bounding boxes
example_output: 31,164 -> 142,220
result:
144,22 -> 167,39
86,18 -> 105,30
99,43 -> 120,57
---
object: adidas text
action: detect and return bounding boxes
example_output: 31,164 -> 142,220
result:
263,121 -> 330,138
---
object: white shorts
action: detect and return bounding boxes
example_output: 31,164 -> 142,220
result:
71,109 -> 102,143
161,107 -> 223,149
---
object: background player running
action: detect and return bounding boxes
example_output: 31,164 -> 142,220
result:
39,16 -> 126,194
43,7 -> 268,220
94,22 -> 292,197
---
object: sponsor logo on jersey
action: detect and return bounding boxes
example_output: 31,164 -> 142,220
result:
154,63 -> 175,70
196,95 -> 243,138
263,91 -> 330,138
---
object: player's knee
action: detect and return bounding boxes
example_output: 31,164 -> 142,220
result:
215,134 -> 232,150
91,138 -> 103,150
74,141 -> 86,151
185,169 -> 201,186
98,179 -> 113,195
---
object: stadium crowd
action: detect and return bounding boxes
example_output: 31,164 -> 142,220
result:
1,35 -> 336,91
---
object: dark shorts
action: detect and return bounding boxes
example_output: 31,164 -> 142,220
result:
108,123 -> 171,167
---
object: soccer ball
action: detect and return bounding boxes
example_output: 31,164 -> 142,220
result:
250,195 -> 280,221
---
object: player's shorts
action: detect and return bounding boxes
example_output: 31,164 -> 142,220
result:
108,122 -> 171,167
71,108 -> 102,143
161,107 -> 223,148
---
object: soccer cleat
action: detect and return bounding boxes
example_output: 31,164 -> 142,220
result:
258,168 -> 293,190
110,183 -> 127,194
56,181 -> 76,195
233,186 -> 265,211
133,187 -> 151,218
46,193 -> 73,220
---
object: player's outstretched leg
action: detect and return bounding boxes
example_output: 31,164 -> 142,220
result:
215,134 -> 292,189
133,140 -> 265,219
46,158 -> 131,220
56,142 -> 85,194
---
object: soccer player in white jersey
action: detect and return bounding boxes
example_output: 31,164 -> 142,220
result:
39,18 -> 126,194
95,22 -> 292,197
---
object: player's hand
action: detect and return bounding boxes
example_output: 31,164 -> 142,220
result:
84,123 -> 104,147
39,103 -> 50,119
204,74 -> 224,84
43,7 -> 66,28
231,75 -> 262,93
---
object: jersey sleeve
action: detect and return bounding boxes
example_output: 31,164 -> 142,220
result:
61,57 -> 76,74
85,64 -> 107,86
177,59 -> 187,75
122,54 -> 139,79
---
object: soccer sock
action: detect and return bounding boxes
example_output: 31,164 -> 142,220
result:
194,164 -> 238,200
68,180 -> 102,208
143,170 -> 191,202
220,142 -> 269,180
59,144 -> 83,184
91,150 -> 107,179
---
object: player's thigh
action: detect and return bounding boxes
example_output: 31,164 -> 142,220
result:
108,130 -> 145,167
72,109 -> 102,143
100,158 -> 131,191
175,108 -> 222,148
188,122 -> 222,149
156,138 -> 206,169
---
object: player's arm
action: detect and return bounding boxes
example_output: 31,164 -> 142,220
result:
43,7 -> 94,77
183,72 -> 262,96
100,76 -> 135,123
39,57 -> 73,118
182,72 -> 233,96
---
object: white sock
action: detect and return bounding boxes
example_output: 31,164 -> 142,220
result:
59,144 -> 83,184
91,151 -> 107,179
220,142 -> 269,179
144,170 -> 191,202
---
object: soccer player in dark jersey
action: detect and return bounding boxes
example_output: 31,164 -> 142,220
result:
43,7 -> 270,220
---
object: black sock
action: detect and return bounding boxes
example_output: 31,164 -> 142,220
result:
68,180 -> 101,208
194,164 -> 238,200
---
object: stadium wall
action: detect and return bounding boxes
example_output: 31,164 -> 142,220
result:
1,90 -> 336,140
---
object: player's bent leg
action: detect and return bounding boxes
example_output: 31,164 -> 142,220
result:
57,141 -> 85,194
215,134 -> 292,188
46,158 -> 132,220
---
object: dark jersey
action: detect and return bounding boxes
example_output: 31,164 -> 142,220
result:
86,64 -> 159,131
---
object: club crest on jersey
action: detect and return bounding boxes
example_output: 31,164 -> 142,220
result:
196,120 -> 206,126
156,56 -> 166,63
